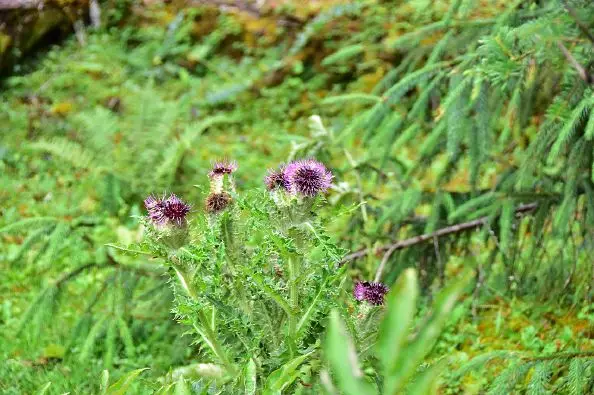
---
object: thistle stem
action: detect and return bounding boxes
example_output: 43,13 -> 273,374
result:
221,215 -> 251,316
173,266 -> 236,375
194,312 -> 236,375
287,255 -> 299,357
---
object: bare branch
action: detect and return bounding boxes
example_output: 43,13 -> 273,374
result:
557,40 -> 591,83
340,203 -> 538,265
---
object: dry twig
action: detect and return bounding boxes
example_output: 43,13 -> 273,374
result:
340,202 -> 538,265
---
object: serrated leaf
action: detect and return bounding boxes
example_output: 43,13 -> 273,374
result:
376,268 -> 418,373
324,311 -> 374,395
384,270 -> 473,394
106,368 -> 149,395
264,350 -> 314,394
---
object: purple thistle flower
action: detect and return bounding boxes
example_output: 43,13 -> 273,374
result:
144,193 -> 190,227
353,282 -> 367,301
265,167 -> 290,191
205,192 -> 232,214
163,194 -> 191,226
284,159 -> 333,197
144,194 -> 167,227
209,159 -> 238,178
353,281 -> 389,306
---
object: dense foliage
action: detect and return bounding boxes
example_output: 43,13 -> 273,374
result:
1,0 -> 594,393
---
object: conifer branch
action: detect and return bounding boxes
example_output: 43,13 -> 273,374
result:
340,203 -> 538,265
55,262 -> 101,288
521,351 -> 594,362
561,0 -> 594,45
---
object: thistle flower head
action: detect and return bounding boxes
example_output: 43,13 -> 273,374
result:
265,166 -> 290,191
144,193 -> 190,227
353,281 -> 389,306
163,194 -> 191,226
209,159 -> 237,178
205,192 -> 232,214
284,159 -> 333,197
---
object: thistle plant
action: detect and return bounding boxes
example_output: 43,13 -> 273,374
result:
324,269 -> 473,395
132,159 -> 347,392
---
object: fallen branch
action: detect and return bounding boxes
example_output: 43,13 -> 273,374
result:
340,202 -> 538,265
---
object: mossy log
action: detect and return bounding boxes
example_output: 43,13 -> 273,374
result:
0,0 -> 91,75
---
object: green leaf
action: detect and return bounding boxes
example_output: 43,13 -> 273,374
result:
174,376 -> 192,395
324,311 -> 375,395
100,370 -> 110,395
584,110 -> 594,140
406,359 -> 447,395
34,382 -> 52,395
384,270 -> 473,394
106,368 -> 149,395
376,268 -> 419,373
264,350 -> 315,394
499,199 -> 514,255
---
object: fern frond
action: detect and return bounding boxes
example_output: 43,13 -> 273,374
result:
0,218 -> 58,234
29,138 -> 98,170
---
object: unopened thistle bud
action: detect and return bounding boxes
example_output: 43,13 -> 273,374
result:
208,159 -> 237,178
353,281 -> 389,306
208,159 -> 237,194
205,192 -> 232,214
284,159 -> 333,197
